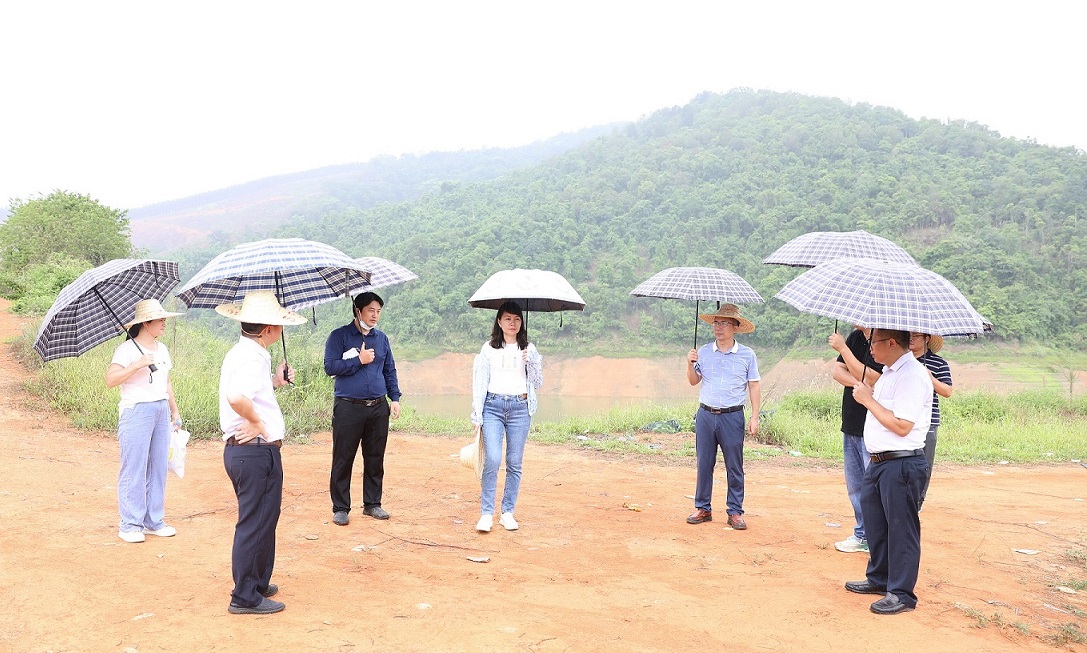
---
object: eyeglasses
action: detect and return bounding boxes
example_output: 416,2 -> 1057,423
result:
711,320 -> 738,327
870,338 -> 894,346
909,334 -> 925,340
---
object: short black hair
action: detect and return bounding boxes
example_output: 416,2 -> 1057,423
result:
241,322 -> 269,336
353,292 -> 384,311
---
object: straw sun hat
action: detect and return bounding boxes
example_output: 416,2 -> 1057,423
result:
922,333 -> 944,354
214,290 -> 307,326
460,431 -> 484,480
698,304 -> 755,334
125,299 -> 183,329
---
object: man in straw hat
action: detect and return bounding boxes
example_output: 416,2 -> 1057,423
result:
907,332 -> 952,509
845,329 -> 932,615
216,290 -> 305,615
684,304 -> 761,530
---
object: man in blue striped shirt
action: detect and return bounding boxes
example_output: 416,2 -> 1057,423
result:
684,304 -> 761,530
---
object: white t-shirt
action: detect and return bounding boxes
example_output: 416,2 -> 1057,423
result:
111,339 -> 173,414
218,337 -> 285,443
863,351 -> 933,453
480,342 -> 529,396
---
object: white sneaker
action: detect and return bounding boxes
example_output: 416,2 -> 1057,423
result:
499,512 -> 519,531
475,514 -> 493,532
142,525 -> 177,537
119,530 -> 145,543
835,535 -> 869,553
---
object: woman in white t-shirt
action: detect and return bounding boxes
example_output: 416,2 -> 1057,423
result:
470,301 -> 543,533
105,299 -> 183,544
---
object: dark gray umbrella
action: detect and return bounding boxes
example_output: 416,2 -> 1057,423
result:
630,266 -> 764,350
774,258 -> 989,336
34,259 -> 180,362
763,230 -> 917,267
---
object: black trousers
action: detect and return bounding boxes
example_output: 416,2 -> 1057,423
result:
330,398 -> 390,513
861,454 -> 926,608
224,443 -> 282,608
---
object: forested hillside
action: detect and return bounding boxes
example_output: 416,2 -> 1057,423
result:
177,90 -> 1087,353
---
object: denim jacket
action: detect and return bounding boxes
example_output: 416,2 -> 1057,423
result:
470,342 -> 543,426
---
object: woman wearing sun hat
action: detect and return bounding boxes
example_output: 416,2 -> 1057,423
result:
908,332 -> 953,508
105,298 -> 184,544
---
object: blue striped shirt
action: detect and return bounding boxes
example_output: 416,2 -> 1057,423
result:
917,350 -> 952,426
693,340 -> 760,408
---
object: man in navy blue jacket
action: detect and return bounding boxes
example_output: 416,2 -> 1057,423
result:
324,292 -> 402,525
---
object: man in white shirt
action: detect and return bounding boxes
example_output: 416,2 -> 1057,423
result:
844,328 -> 932,615
216,290 -> 305,616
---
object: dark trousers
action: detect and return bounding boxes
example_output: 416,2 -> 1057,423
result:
693,408 -> 745,515
330,398 -> 390,513
224,443 -> 282,608
861,454 -> 926,608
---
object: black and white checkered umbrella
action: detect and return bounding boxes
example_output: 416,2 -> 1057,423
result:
763,230 -> 917,267
774,258 -> 989,336
630,267 -> 764,349
351,257 -> 418,291
175,238 -> 371,310
34,259 -> 180,362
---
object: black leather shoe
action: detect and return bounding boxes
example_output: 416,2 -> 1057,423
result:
363,506 -> 390,520
228,597 -> 285,615
845,580 -> 887,595
260,584 -> 278,598
333,511 -> 349,526
870,593 -> 913,615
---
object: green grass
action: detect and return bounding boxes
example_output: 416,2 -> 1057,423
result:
11,322 -> 1087,462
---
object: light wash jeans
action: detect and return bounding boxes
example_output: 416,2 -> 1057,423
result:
117,399 -> 171,533
844,433 -> 869,541
480,393 -> 531,515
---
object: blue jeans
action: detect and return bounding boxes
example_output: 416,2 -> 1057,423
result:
480,393 -> 531,515
117,400 -> 171,533
843,433 -> 869,541
694,408 -> 745,515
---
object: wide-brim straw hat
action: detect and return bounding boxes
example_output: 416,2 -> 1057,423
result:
214,290 -> 306,326
925,334 -> 944,354
125,299 -> 184,329
459,432 -> 484,480
698,304 -> 755,334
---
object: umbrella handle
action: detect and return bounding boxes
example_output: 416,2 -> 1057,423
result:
692,300 -> 699,351
274,271 -> 293,384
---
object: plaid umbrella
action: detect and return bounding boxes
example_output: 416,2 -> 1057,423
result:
630,266 -> 764,350
351,256 -> 418,291
774,258 -> 989,336
763,230 -> 917,267
34,259 -> 180,362
175,238 -> 370,310
468,269 -> 585,312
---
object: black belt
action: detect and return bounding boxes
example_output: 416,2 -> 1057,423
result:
339,397 -> 386,407
870,449 -> 923,463
226,436 -> 282,448
700,403 -> 744,414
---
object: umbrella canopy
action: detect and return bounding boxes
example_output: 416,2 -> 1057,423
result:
630,266 -> 764,303
351,256 -> 419,291
774,258 -> 989,336
175,238 -> 371,310
763,230 -> 917,267
34,259 -> 180,362
630,266 -> 764,350
468,269 -> 585,312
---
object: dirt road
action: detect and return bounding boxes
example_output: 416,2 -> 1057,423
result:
1,303 -> 1084,652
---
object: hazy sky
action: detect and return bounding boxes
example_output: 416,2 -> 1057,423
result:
1,1 -> 1083,210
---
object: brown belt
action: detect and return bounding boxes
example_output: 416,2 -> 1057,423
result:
869,449 -> 923,463
226,436 -> 282,448
339,397 -> 386,407
700,403 -> 744,414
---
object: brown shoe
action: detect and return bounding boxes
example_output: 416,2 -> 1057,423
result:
727,514 -> 747,530
686,509 -> 712,524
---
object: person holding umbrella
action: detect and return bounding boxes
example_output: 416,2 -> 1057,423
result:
471,301 -> 543,532
216,290 -> 305,615
324,291 -> 402,525
684,304 -> 761,530
105,298 -> 183,544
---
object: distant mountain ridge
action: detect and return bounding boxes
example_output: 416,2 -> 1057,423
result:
128,124 -> 621,252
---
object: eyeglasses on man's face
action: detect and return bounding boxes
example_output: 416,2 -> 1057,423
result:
870,337 -> 894,346
712,320 -> 738,327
